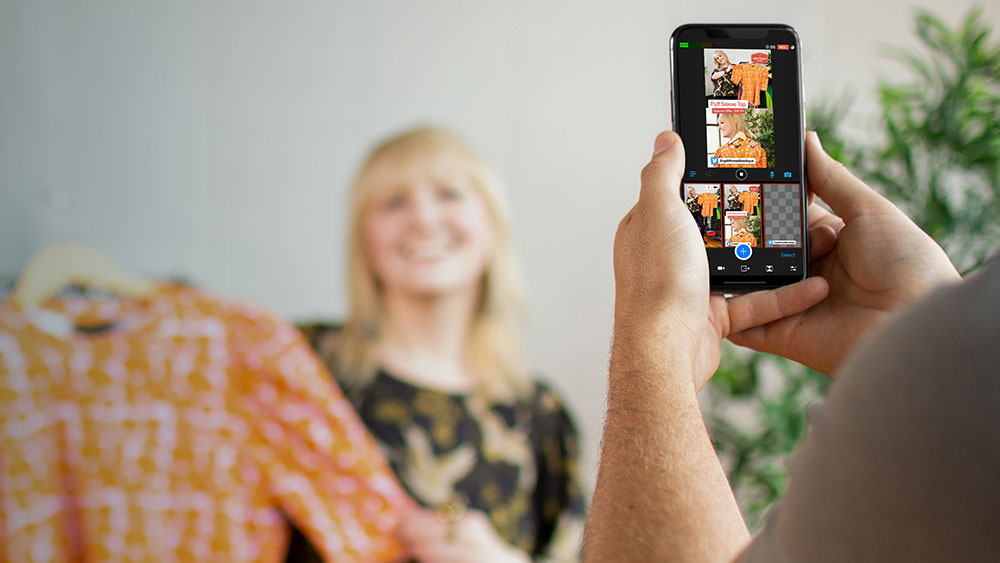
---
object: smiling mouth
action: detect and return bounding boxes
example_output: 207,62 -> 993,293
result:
401,241 -> 457,261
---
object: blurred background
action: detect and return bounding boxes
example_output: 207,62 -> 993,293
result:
3,0 -> 998,524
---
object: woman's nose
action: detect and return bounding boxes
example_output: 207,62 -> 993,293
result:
408,188 -> 442,227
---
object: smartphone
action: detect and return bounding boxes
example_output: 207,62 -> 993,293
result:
669,24 -> 808,292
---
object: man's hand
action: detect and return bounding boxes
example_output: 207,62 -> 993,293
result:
588,130 -> 961,563
612,131 -> 829,390
727,132 -> 960,374
590,131 -> 831,562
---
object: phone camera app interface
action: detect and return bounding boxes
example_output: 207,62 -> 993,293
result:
675,35 -> 805,279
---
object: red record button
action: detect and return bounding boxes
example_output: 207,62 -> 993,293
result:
777,44 -> 790,50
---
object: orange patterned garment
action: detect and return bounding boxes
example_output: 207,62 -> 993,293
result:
697,192 -> 720,217
0,285 -> 414,562
738,191 -> 760,213
729,232 -> 758,247
714,137 -> 767,168
730,63 -> 770,107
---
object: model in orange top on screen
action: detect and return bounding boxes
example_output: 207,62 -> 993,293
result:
714,112 -> 767,168
728,226 -> 757,247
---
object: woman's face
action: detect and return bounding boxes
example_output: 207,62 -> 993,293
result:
719,117 -> 733,139
362,154 -> 494,300
715,52 -> 728,66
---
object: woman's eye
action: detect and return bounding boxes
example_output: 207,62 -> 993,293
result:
382,193 -> 408,211
438,186 -> 463,200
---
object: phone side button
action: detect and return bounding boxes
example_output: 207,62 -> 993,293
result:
669,89 -> 676,128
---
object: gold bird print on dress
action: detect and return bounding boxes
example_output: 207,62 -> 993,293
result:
399,424 -> 477,505
465,396 -> 536,493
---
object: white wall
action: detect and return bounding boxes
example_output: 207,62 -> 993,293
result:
3,0 -> 998,491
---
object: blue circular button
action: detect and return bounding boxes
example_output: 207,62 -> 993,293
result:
735,243 -> 752,261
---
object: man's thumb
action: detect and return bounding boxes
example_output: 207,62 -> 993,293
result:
639,131 -> 686,208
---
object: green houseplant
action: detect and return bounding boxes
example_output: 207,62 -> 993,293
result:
744,109 -> 775,169
705,6 -> 1000,530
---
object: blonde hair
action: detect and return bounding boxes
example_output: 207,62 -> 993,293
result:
713,50 -> 731,70
718,112 -> 752,139
338,126 -> 532,402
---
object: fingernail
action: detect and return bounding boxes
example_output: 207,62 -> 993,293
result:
810,131 -> 823,150
653,132 -> 677,156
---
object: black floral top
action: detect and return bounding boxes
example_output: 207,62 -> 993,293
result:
285,324 -> 586,562
712,65 -> 737,98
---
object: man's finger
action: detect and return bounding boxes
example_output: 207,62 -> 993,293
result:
807,200 -> 834,226
727,321 -> 787,361
809,224 -> 838,260
806,131 -> 894,222
639,131 -> 686,209
725,276 -> 829,336
807,201 -> 846,238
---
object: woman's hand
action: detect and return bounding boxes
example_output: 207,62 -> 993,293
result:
399,509 -> 530,563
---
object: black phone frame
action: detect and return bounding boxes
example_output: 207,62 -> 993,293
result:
669,24 -> 810,294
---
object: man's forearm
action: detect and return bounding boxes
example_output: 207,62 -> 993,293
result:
584,324 -> 750,562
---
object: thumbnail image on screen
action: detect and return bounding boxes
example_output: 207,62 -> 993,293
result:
723,184 -> 761,248
685,183 -> 722,247
704,48 -> 773,169
763,183 -> 802,248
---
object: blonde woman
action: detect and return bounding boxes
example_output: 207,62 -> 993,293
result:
726,184 -> 741,212
710,50 -> 737,98
287,127 -> 585,562
714,112 -> 767,168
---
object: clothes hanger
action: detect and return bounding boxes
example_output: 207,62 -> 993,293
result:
12,241 -> 157,309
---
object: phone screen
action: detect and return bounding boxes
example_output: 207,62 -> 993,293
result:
670,25 -> 808,291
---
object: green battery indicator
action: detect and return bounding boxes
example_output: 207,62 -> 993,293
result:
679,42 -> 689,48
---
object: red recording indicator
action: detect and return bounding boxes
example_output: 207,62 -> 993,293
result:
777,44 -> 790,50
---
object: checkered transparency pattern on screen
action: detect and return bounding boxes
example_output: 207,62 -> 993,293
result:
763,184 -> 802,248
